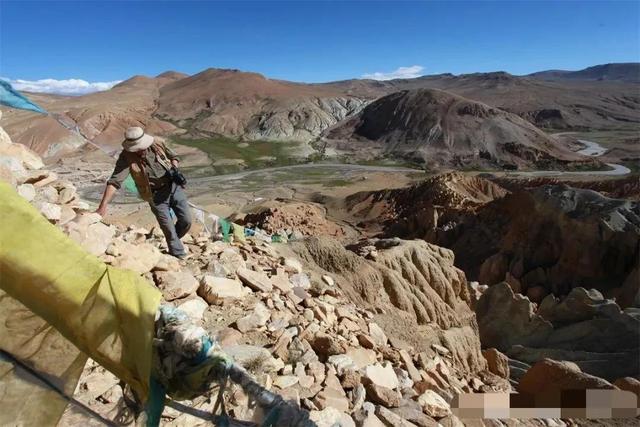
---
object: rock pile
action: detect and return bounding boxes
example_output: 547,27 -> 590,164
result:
242,200 -> 347,240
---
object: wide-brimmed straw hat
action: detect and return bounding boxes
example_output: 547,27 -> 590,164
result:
122,127 -> 154,152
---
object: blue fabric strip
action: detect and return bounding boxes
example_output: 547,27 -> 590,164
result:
0,80 -> 48,115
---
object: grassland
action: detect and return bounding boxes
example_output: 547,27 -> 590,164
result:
173,136 -> 313,175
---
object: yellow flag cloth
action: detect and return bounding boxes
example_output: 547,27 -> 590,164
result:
0,181 -> 162,403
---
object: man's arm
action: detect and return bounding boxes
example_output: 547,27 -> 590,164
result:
163,143 -> 180,168
96,184 -> 117,216
96,153 -> 129,216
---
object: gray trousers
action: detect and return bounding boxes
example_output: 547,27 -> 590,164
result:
149,183 -> 192,256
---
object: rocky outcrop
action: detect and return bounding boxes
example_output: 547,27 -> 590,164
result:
359,174 -> 640,304
476,283 -> 640,381
473,185 -> 639,299
289,237 -> 491,378
517,359 -> 615,394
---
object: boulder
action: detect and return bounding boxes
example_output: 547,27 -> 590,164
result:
235,303 -> 271,332
375,405 -> 418,427
0,136 -> 44,170
417,390 -> 451,418
36,201 -> 61,221
237,267 -> 273,292
309,407 -> 355,427
177,297 -> 209,321
346,348 -> 377,370
613,377 -> 640,399
40,185 -> 59,203
198,275 -> 249,304
398,350 -> 421,383
322,275 -> 335,286
310,333 -> 348,359
368,323 -> 388,347
222,345 -> 281,373
66,221 -> 115,256
364,363 -> 399,390
153,254 -> 182,272
537,287 -> 620,324
326,355 -> 357,375
16,184 -> 36,202
283,257 -> 303,273
57,187 -> 77,204
517,358 -> 615,394
24,170 -> 58,187
391,400 -> 439,427
216,328 -> 243,347
215,249 -> 246,275
481,348 -> 509,379
364,383 -> 400,408
313,387 -> 350,412
112,241 -> 162,274
476,282 -> 553,350
273,375 -> 299,389
154,271 -> 199,301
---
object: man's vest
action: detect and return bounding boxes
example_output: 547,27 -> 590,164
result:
122,142 -> 172,202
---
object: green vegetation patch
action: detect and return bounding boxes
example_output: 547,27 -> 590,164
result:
173,136 -> 313,173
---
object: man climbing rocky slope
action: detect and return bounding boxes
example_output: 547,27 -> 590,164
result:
1,117 -> 510,426
2,115 -> 639,425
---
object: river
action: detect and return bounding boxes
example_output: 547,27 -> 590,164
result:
507,139 -> 630,177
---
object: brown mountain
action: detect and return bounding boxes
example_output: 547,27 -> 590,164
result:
1,72 -> 185,157
1,63 -> 638,162
364,71 -> 640,129
325,88 -> 600,170
155,68 -> 367,141
528,62 -> 640,83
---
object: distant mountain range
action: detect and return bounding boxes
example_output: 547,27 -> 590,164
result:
527,62 -> 640,83
1,63 -> 638,170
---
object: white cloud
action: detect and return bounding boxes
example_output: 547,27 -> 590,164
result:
7,78 -> 122,95
362,65 -> 425,81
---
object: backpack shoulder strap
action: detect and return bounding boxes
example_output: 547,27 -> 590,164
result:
151,142 -> 172,170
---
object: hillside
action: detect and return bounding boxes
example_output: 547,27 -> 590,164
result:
325,88 -> 601,170
383,72 -> 640,130
0,72 -> 184,157
528,62 -> 640,83
155,68 -> 368,141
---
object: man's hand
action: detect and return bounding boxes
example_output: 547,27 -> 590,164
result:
95,184 -> 117,217
171,159 -> 179,168
95,205 -> 107,217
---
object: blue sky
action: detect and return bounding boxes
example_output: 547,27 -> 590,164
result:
1,0 -> 638,93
